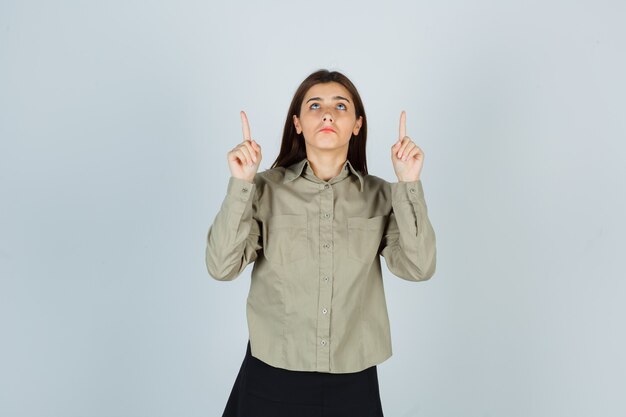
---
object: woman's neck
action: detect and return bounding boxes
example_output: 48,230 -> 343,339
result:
306,151 -> 348,181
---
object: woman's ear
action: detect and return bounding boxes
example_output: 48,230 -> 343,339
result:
353,116 -> 363,136
293,115 -> 301,134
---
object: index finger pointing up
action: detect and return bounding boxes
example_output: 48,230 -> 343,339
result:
399,110 -> 406,141
240,110 -> 252,142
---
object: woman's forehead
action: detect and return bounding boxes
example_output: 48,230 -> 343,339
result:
304,82 -> 352,101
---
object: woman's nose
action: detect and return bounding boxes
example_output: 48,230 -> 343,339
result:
323,112 -> 334,122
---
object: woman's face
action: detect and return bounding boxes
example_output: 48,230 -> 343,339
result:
293,82 -> 362,156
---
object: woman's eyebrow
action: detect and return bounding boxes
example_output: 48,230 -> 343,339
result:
305,96 -> 351,103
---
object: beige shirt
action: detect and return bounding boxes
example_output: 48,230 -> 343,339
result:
205,157 -> 437,373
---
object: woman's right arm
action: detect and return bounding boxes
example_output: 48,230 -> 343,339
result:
205,176 -> 261,281
205,110 -> 263,281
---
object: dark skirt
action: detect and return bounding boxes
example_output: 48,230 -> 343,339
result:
222,340 -> 385,417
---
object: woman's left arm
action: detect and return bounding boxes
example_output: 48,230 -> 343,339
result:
379,111 -> 437,281
379,179 -> 437,281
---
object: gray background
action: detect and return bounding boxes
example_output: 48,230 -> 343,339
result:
1,1 -> 625,416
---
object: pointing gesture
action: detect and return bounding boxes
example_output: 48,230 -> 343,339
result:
391,110 -> 424,182
241,109 -> 252,142
227,110 -> 262,183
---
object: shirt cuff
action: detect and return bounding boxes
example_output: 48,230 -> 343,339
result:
390,179 -> 424,204
226,176 -> 256,203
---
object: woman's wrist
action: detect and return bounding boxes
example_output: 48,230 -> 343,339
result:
397,176 -> 420,182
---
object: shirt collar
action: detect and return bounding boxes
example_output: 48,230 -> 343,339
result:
283,157 -> 364,192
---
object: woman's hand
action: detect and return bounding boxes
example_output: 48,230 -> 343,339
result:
228,110 -> 262,182
391,110 -> 424,182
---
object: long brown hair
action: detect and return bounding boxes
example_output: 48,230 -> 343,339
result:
269,69 -> 368,175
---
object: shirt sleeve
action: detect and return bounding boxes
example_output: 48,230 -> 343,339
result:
205,176 -> 262,281
378,179 -> 437,281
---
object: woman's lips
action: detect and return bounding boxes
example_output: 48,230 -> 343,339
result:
320,128 -> 336,133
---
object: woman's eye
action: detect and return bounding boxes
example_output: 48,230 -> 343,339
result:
309,103 -> 347,110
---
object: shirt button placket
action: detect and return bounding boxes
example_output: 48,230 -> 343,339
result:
317,181 -> 333,372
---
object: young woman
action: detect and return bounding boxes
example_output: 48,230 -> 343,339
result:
206,69 -> 437,416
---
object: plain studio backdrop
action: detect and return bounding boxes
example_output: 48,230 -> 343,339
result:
1,1 -> 625,416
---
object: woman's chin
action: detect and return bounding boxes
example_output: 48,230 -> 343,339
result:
308,136 -> 350,148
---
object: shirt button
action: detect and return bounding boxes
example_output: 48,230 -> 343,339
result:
321,339 -> 327,346
322,308 -> 327,314
322,213 -> 330,219
242,187 -> 248,192
323,243 -> 330,249
409,188 -> 415,193
324,184 -> 330,189
322,276 -> 329,282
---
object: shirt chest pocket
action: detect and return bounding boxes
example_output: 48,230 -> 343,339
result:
347,215 -> 386,263
263,214 -> 308,265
